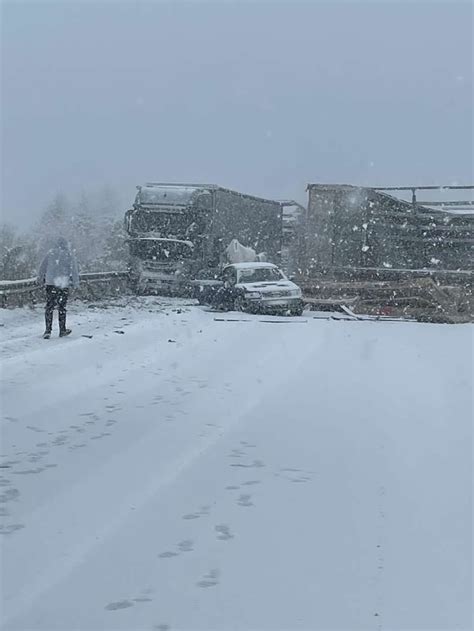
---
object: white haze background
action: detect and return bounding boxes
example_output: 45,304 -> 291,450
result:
1,0 -> 473,228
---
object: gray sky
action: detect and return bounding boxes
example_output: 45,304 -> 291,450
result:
1,0 -> 472,227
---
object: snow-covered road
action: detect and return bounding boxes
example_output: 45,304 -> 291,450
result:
0,299 -> 472,631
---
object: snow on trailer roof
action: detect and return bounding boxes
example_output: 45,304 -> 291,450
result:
143,182 -> 218,188
306,183 -> 474,217
136,185 -> 206,206
137,183 -> 281,207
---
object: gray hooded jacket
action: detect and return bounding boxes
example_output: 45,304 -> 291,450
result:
38,239 -> 80,289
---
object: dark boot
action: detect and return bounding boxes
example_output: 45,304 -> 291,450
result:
58,312 -> 71,336
45,286 -> 55,337
44,314 -> 52,339
58,289 -> 69,336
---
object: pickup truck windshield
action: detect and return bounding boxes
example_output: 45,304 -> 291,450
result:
238,268 -> 284,283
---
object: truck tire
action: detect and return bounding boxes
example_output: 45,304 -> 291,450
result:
129,276 -> 141,295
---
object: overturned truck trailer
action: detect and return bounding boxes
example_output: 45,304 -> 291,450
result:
301,184 -> 473,271
296,184 -> 473,319
124,183 -> 282,294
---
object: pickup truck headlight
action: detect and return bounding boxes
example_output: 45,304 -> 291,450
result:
289,288 -> 302,298
246,291 -> 262,299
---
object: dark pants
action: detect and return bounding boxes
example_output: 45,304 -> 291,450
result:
45,286 -> 69,333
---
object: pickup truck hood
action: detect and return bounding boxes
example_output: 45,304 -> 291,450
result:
237,280 -> 299,294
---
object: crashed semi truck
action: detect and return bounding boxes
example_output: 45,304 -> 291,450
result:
124,183 -> 283,294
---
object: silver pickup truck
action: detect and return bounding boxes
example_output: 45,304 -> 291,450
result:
195,262 -> 304,316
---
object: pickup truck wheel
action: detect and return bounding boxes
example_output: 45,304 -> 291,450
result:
234,296 -> 246,312
291,306 -> 304,317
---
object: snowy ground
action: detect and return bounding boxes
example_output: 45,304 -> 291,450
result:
0,297 -> 472,631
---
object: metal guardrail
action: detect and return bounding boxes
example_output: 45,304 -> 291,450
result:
1,267 -> 471,322
2,266 -> 471,295
297,266 -> 473,284
79,271 -> 129,282
0,278 -> 38,293
0,271 -> 129,295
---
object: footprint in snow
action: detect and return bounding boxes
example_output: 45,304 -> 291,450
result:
133,597 -> 153,603
196,569 -> 220,588
237,494 -> 253,507
182,505 -> 210,520
158,551 -> 179,559
52,436 -> 69,446
27,455 -> 43,463
228,449 -> 245,459
230,459 -> 265,469
90,433 -> 111,440
105,600 -> 134,611
0,523 -> 25,535
177,539 -> 194,552
0,461 -> 20,468
0,488 -> 20,503
215,524 -> 234,541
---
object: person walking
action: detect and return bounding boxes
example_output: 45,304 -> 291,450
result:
37,238 -> 79,339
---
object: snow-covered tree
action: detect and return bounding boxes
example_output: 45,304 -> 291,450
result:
0,223 -> 39,279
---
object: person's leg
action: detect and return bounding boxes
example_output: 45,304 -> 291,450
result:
44,286 -> 55,334
58,288 -> 69,334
